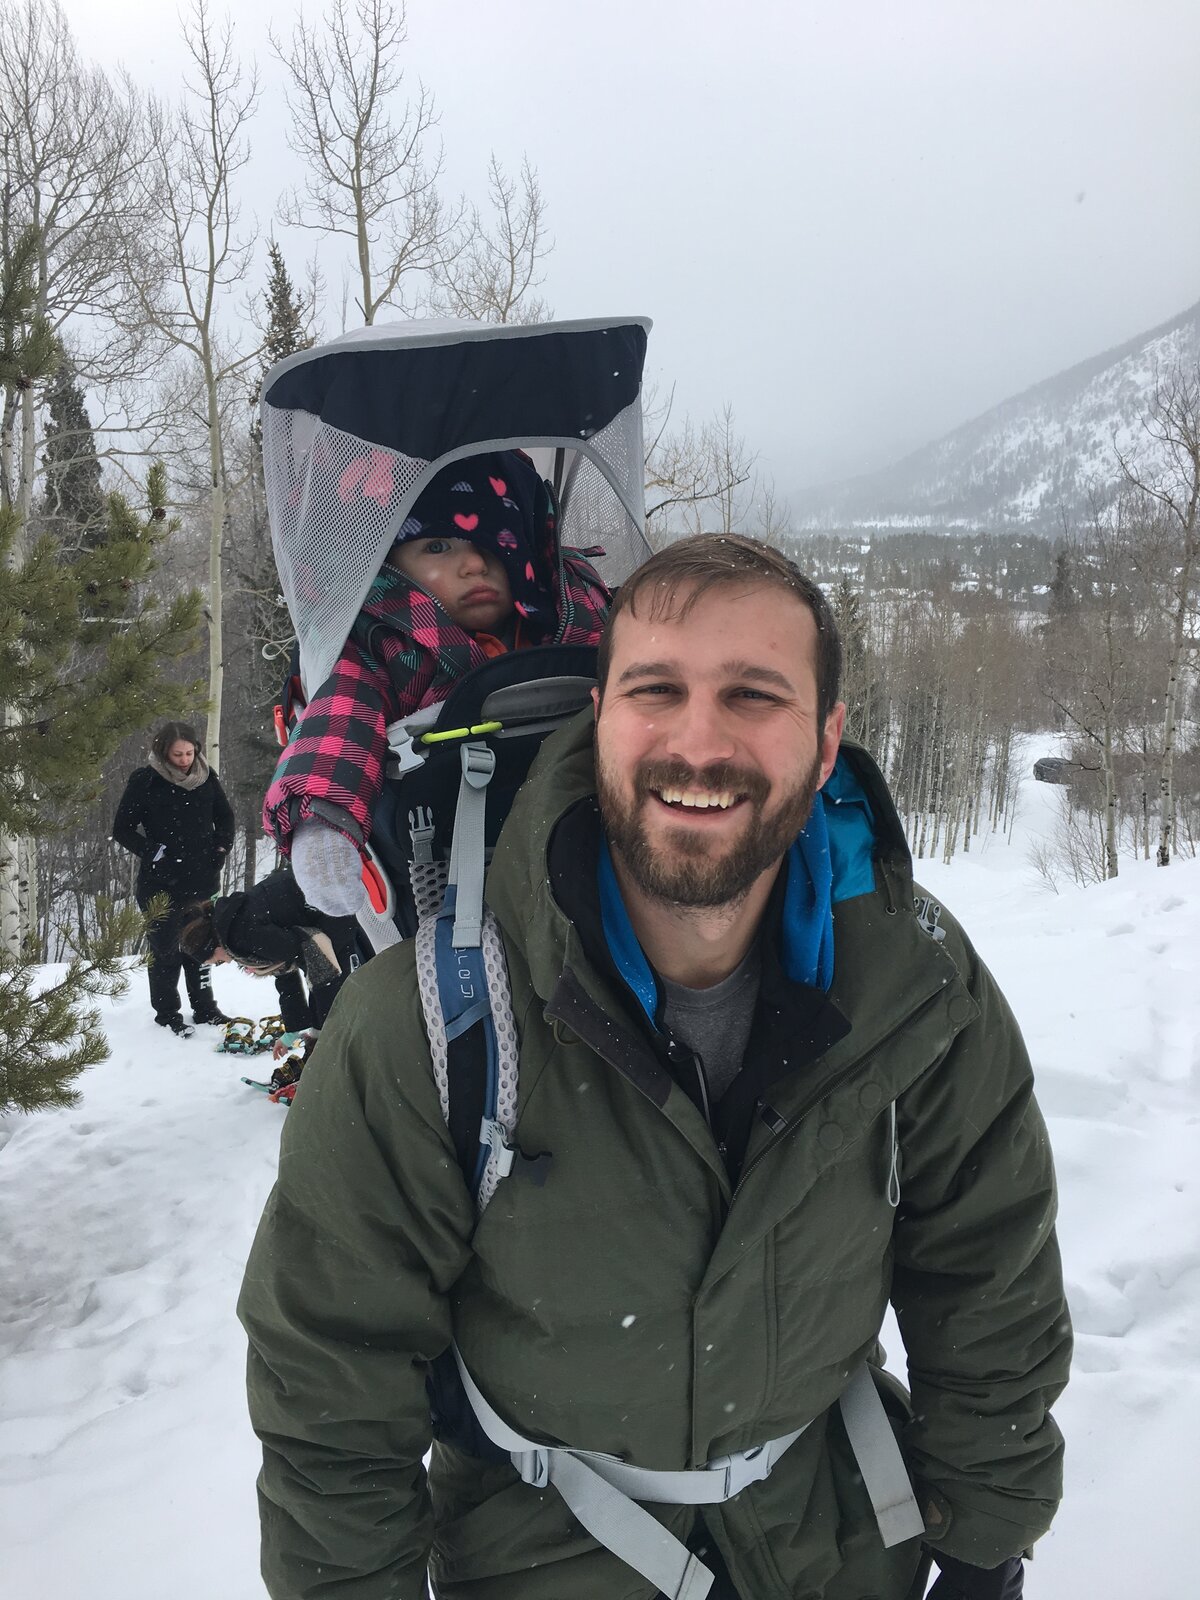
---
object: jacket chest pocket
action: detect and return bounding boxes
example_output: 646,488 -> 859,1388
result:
765,1130 -> 899,1378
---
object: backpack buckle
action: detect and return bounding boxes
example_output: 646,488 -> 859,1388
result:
707,1444 -> 771,1499
461,743 -> 497,788
480,1117 -> 515,1179
514,1446 -> 550,1489
409,806 -> 435,863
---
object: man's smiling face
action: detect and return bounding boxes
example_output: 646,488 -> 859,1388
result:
593,581 -> 845,909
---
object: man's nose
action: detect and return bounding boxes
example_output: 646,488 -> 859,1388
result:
662,693 -> 737,766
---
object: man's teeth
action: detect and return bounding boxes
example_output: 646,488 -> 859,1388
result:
656,787 -> 738,810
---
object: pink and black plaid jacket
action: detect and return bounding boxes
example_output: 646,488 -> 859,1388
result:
263,550 -> 610,858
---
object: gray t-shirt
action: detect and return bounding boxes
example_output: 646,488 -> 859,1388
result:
661,944 -> 762,1107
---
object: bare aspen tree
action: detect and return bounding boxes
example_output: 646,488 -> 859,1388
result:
754,476 -> 792,547
644,385 -> 756,542
432,155 -> 551,324
1118,363 -> 1200,865
0,0 -> 156,521
273,0 -> 458,325
708,404 -> 756,536
1040,507 -> 1143,880
128,0 -> 259,774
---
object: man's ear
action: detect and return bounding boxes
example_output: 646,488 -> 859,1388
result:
817,702 -> 847,788
591,685 -> 601,720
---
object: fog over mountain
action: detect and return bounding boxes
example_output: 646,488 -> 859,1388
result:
792,301 -> 1200,534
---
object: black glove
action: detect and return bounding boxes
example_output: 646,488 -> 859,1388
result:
927,1552 -> 1023,1600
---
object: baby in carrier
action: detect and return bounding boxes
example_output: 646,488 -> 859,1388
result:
264,449 -> 610,914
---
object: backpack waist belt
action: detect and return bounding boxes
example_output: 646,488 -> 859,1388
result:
453,1346 -> 925,1600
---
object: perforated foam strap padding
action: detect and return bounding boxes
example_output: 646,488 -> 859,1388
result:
415,873 -> 519,1211
452,1351 -> 923,1597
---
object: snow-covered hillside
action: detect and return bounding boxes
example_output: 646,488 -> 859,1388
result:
794,299 -> 1200,532
1,778 -> 1197,1599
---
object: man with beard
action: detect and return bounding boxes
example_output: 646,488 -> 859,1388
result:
240,536 -> 1070,1600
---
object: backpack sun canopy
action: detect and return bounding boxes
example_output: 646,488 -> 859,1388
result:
260,316 -> 653,697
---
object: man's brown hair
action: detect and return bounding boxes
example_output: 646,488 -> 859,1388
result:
597,534 -> 842,723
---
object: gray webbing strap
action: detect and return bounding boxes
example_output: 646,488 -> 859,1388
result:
547,1453 -> 712,1600
448,742 -> 495,948
453,1347 -> 923,1591
453,1347 -> 713,1599
838,1365 -> 926,1547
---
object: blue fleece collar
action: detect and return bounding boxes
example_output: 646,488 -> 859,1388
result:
782,795 -> 835,991
597,836 -> 658,1022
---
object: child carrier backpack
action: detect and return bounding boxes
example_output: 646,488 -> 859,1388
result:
259,315 -> 655,952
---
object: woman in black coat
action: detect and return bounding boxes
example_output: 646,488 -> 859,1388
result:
111,721 -> 236,1036
178,868 -> 361,1049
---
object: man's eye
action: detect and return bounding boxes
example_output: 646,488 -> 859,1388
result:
733,688 -> 776,703
630,683 -> 678,697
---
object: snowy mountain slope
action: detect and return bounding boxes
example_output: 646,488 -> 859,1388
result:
1,786 -> 1198,1598
794,300 -> 1200,531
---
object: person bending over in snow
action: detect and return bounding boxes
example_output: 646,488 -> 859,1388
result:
262,449 -> 609,916
178,867 -> 361,1060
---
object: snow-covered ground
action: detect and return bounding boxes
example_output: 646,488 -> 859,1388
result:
1,773 -> 1197,1599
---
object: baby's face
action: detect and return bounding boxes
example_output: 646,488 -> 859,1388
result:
388,536 -> 514,634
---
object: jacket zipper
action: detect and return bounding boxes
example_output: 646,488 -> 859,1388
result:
665,1033 -> 712,1129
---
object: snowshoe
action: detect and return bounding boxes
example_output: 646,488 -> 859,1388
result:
253,1015 -> 286,1052
270,1055 -> 306,1091
219,1017 -> 260,1055
241,1076 -> 291,1105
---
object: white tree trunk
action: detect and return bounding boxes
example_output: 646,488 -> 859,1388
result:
0,825 -> 21,958
205,357 -> 226,772
1102,719 -> 1119,880
1156,542 -> 1194,867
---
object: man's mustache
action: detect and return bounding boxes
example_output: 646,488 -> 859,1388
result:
633,761 -> 771,806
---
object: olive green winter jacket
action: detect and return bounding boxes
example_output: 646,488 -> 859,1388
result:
239,720 -> 1070,1600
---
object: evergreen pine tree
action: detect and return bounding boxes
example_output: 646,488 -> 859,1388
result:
832,573 -> 881,751
262,239 -> 309,372
2,221 -> 61,959
221,241 -> 312,872
39,352 -> 106,549
242,237 -> 310,684
0,464 -> 205,1114
250,241 -> 311,452
1048,548 -> 1078,623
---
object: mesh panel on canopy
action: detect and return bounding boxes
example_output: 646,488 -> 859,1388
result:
261,317 -> 651,697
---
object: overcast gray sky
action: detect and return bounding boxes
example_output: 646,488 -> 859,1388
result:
63,0 -> 1200,496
